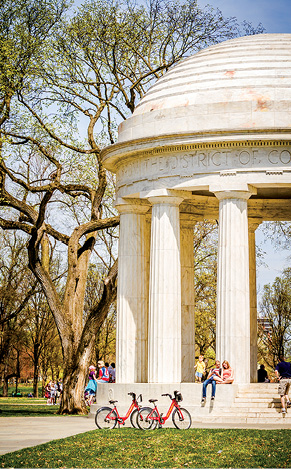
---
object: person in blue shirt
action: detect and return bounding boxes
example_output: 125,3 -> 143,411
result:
275,356 -> 291,414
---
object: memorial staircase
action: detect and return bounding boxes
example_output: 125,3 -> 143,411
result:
198,383 -> 291,425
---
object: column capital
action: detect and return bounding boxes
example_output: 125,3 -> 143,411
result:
148,195 -> 184,206
115,201 -> 150,215
214,188 -> 256,201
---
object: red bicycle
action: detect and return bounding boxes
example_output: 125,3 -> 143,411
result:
137,390 -> 192,430
95,392 -> 142,429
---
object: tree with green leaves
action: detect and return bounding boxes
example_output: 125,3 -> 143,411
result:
194,221 -> 217,358
258,269 -> 291,369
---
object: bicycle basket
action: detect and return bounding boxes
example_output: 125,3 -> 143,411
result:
176,392 -> 183,402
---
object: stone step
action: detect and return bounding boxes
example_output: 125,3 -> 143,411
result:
236,389 -> 278,396
237,384 -> 278,388
234,402 -> 281,408
234,398 -> 281,404
221,405 -> 284,412
196,416 -> 291,425
235,394 -> 280,398
225,409 -> 287,416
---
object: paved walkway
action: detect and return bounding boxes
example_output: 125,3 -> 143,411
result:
1,416 -> 290,455
0,416 -> 95,455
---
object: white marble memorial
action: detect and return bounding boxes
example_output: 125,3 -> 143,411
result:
102,34 -> 291,385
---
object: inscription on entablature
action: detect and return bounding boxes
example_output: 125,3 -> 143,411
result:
116,146 -> 291,186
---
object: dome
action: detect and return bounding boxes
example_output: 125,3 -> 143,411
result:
103,33 -> 291,205
118,34 -> 291,143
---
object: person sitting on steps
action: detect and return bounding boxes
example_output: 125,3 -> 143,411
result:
201,359 -> 222,403
217,360 -> 234,384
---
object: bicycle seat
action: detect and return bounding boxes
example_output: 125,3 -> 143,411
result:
149,399 -> 158,403
109,400 -> 118,405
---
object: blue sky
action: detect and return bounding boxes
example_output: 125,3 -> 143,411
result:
198,0 -> 291,34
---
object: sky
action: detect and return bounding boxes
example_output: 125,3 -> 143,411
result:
197,0 -> 291,298
198,0 -> 291,34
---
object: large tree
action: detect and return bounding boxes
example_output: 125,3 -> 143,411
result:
0,0 -> 263,412
258,270 -> 291,368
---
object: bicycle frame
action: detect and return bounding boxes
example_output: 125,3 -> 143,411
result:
149,398 -> 181,425
137,391 -> 191,430
105,393 -> 141,425
114,399 -> 139,425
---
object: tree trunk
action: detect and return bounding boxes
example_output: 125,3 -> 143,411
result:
3,377 -> 8,397
33,342 -> 40,397
59,339 -> 94,414
33,369 -> 39,397
28,228 -> 117,414
15,350 -> 20,394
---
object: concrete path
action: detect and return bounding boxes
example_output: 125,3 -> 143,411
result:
0,416 -> 95,455
1,416 -> 290,456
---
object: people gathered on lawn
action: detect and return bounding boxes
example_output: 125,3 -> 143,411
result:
45,379 -> 63,405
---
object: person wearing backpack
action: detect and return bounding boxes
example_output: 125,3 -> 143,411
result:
97,360 -> 110,383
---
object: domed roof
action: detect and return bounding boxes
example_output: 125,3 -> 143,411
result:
118,34 -> 291,143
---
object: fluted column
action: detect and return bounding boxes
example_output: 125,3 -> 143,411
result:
215,190 -> 252,384
116,203 -> 150,383
249,219 -> 261,383
148,196 -> 183,383
180,220 -> 195,382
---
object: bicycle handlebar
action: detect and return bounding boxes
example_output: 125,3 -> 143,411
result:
128,392 -> 142,402
161,393 -> 172,399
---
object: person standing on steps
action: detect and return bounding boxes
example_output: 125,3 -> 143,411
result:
275,356 -> 291,414
194,355 -> 206,383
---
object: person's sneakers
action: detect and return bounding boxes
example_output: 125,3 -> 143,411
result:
201,398 -> 206,403
287,401 -> 291,408
211,396 -> 215,400
282,408 -> 287,414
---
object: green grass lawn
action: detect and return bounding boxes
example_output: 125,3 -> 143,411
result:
0,397 -> 60,416
0,428 -> 290,468
0,384 -> 42,397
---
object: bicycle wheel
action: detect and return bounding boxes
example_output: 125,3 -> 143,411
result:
172,407 -> 192,430
137,407 -> 158,430
95,406 -> 117,429
130,408 -> 139,428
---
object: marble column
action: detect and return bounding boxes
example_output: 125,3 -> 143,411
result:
116,203 -> 150,383
215,190 -> 252,384
148,196 -> 184,383
249,219 -> 261,383
180,220 -> 195,382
